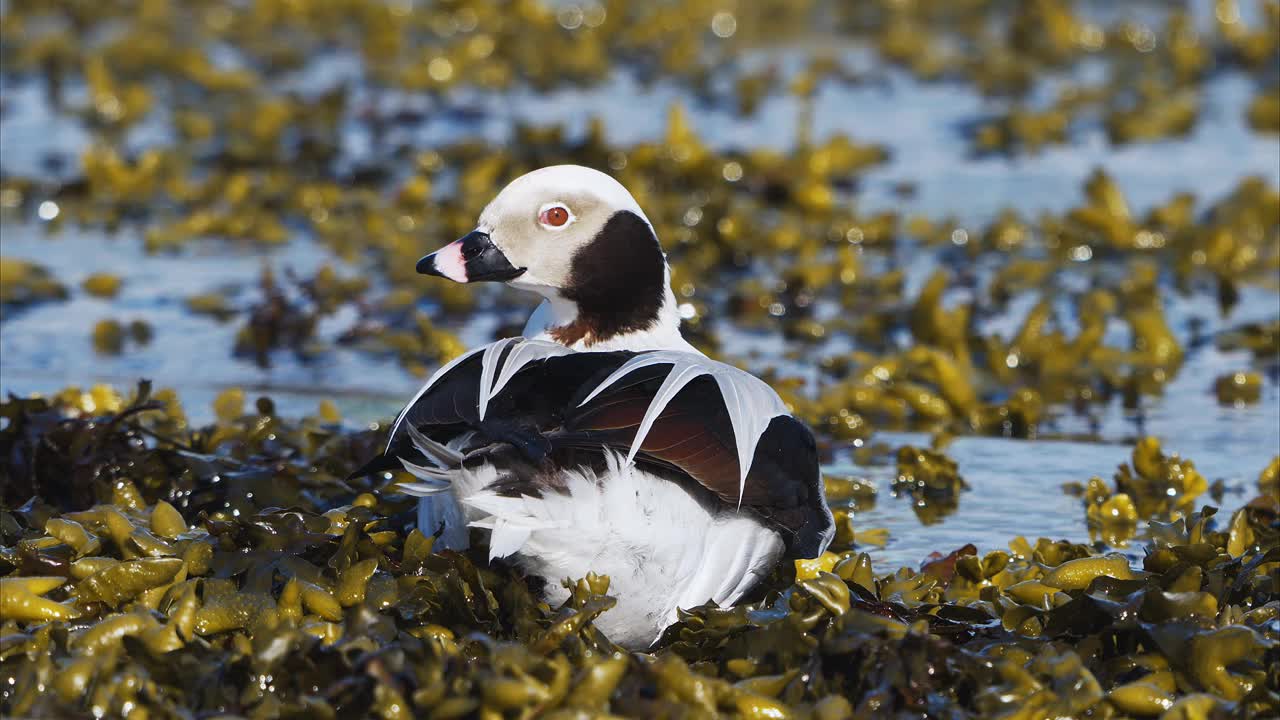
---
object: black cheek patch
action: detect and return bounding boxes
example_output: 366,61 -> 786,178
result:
559,210 -> 666,343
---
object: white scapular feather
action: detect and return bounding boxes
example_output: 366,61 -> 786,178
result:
386,345 -> 485,449
484,521 -> 534,559
475,337 -> 519,421
389,337 -> 571,446
477,338 -> 573,420
393,338 -> 788,504
577,351 -> 789,503
486,339 -> 572,406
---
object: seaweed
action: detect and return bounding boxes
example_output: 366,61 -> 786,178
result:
0,0 -> 1277,716
1,386 -> 1277,718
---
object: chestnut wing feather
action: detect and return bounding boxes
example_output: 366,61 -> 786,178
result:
562,373 -> 756,503
559,373 -> 831,555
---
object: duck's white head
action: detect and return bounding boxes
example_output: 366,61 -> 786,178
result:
418,165 -> 688,350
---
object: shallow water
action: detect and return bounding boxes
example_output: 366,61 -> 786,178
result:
828,271 -> 1279,569
2,11 -> 1277,569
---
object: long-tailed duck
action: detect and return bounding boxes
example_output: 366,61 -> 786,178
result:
360,165 -> 833,648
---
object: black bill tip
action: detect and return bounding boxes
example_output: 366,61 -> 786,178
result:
416,253 -> 440,276
416,230 -> 526,283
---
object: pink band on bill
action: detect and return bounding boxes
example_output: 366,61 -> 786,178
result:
433,241 -> 468,283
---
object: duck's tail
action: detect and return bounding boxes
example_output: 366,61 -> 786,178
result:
396,423 -> 470,550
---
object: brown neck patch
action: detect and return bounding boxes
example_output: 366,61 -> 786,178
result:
548,320 -> 597,347
549,210 -> 666,347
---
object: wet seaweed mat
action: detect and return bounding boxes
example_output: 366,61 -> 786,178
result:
1,387 -> 1277,718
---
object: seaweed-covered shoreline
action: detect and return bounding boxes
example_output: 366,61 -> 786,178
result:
1,0 -> 1279,716
1,384 -> 1277,718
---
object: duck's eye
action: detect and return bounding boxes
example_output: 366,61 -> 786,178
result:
538,204 -> 571,228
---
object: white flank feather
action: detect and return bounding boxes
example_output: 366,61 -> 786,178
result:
577,351 -> 789,502
450,451 -> 784,648
466,493 -> 555,561
405,423 -> 464,468
397,458 -> 451,483
417,495 -> 468,550
397,480 -> 451,495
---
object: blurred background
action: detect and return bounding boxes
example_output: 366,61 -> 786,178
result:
1,0 -> 1277,566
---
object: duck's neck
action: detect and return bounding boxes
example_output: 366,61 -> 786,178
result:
521,269 -> 696,353
520,210 -> 697,353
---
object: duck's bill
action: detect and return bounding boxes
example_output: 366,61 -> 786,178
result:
416,230 -> 526,283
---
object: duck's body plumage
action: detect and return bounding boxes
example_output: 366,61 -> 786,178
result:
360,165 -> 833,647
373,338 -> 832,647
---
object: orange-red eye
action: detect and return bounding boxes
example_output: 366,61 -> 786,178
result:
540,206 -> 569,227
